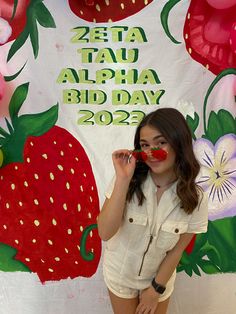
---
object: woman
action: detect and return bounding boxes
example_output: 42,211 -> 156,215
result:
97,108 -> 208,314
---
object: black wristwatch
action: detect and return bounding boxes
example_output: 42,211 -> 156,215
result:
151,278 -> 166,294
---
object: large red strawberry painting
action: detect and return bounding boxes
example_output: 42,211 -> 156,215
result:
68,0 -> 154,22
0,83 -> 101,283
183,0 -> 236,74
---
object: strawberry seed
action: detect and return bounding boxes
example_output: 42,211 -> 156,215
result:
34,220 -> 40,226
52,219 -> 57,226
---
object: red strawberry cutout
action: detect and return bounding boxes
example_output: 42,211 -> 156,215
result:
132,149 -> 147,162
151,148 -> 167,161
0,83 -> 101,282
68,0 -> 154,23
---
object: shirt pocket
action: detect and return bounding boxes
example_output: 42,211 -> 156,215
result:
156,221 -> 189,252
106,212 -> 148,252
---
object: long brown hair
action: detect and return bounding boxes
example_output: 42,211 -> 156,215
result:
126,108 -> 201,214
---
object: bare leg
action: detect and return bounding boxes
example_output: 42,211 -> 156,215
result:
155,297 -> 170,314
108,289 -> 139,314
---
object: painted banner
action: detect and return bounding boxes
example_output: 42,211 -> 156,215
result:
0,0 -> 235,313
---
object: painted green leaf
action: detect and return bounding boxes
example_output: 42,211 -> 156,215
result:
208,218 -> 236,272
205,111 -> 223,144
7,0 -> 56,62
35,2 -> 56,28
2,104 -> 58,166
197,259 -> 221,274
218,110 -> 236,135
0,243 -> 30,272
4,62 -> 27,82
192,232 -> 208,251
184,265 -> 193,277
28,11 -> 39,59
16,105 -> 58,137
9,83 -> 29,125
203,109 -> 236,143
7,27 -> 29,62
186,112 -> 199,140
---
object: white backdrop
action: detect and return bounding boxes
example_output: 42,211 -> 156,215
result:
0,0 -> 236,313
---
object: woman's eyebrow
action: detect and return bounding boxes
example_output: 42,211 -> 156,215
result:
140,135 -> 164,142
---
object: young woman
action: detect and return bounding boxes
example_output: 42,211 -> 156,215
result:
97,108 -> 208,314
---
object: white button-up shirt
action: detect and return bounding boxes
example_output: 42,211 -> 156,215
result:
103,173 -> 208,290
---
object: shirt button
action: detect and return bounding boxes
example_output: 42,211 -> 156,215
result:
129,218 -> 133,223
175,228 -> 179,233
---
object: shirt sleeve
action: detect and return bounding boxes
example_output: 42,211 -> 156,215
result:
187,190 -> 208,234
105,175 -> 116,199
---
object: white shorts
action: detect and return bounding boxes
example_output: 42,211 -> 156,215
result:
103,267 -> 176,302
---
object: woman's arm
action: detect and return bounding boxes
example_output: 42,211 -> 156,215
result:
154,232 -> 194,285
97,149 -> 136,241
136,233 -> 194,314
97,178 -> 130,241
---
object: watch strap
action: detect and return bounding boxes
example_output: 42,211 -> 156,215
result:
151,278 -> 166,294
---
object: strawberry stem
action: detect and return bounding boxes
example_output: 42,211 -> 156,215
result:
0,83 -> 58,167
80,224 -> 98,261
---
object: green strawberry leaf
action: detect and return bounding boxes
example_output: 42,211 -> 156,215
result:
197,259 -> 221,274
2,104 -> 58,166
191,232 -> 208,251
16,104 -> 59,137
5,118 -> 14,135
218,110 -> 236,135
192,263 -> 201,276
7,27 -> 29,62
203,110 -> 236,143
4,62 -> 27,82
29,16 -> 39,59
0,243 -> 30,272
9,83 -> 29,125
7,0 -> 56,62
11,0 -> 18,20
184,265 -> 193,277
203,111 -> 223,144
207,218 -> 236,272
160,0 -> 182,44
35,2 -> 56,28
0,126 -> 10,138
186,112 -> 199,140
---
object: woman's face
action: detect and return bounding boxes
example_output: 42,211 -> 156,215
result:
139,125 -> 176,176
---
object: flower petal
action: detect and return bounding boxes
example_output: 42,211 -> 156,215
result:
215,134 -> 236,162
194,138 -> 215,168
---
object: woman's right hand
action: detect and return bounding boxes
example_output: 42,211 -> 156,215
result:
112,149 -> 136,181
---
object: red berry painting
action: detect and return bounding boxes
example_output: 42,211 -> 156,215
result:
68,0 -> 154,23
184,0 -> 236,74
0,83 -> 101,283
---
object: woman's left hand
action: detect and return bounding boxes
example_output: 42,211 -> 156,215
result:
135,287 -> 159,314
